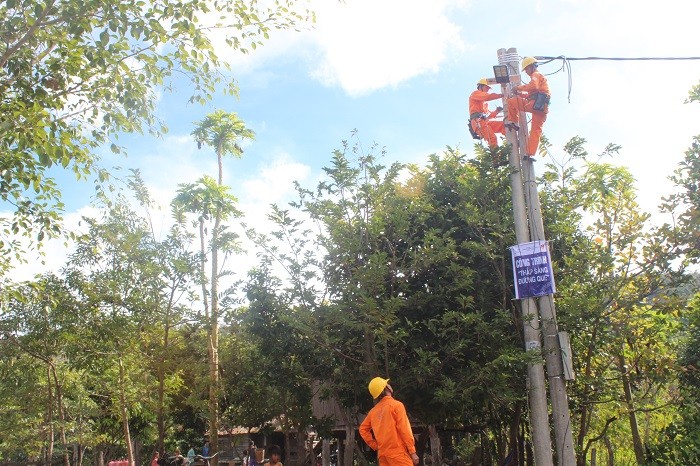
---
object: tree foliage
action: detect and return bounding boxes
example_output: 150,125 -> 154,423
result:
2,125 -> 700,465
0,0 -> 312,271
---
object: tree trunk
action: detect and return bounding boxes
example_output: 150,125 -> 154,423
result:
157,353 -> 166,453
157,293 -> 175,453
508,403 -> 522,464
353,443 -> 368,466
577,326 -> 598,466
209,211 -> 221,466
208,148 -> 225,466
298,429 -> 310,466
134,439 -> 142,466
575,405 -> 591,466
118,358 -> 135,466
525,439 -> 533,466
428,425 -> 441,466
50,365 -> 70,466
590,448 -> 596,466
47,363 -> 55,466
602,436 -> 613,466
322,440 -> 330,466
343,425 -> 355,466
617,351 -> 644,464
198,218 -> 210,320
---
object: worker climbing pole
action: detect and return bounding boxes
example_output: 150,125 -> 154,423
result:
468,78 -> 507,166
497,47 -> 576,466
504,56 -> 551,158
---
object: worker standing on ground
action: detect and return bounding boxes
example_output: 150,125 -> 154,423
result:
504,56 -> 551,158
468,78 -> 505,150
359,377 -> 419,466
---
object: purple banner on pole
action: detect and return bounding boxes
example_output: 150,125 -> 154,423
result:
510,240 -> 556,299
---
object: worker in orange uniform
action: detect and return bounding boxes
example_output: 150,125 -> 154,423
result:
468,78 -> 505,150
360,377 -> 419,466
504,56 -> 551,158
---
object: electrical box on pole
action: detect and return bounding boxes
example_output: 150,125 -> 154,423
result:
559,332 -> 575,381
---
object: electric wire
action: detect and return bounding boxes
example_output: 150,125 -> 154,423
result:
534,55 -> 700,104
536,55 -> 700,61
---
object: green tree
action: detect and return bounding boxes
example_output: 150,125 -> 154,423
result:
247,139 -> 528,465
64,192 -> 168,466
645,93 -> 700,462
539,137 -> 687,465
242,261 -> 319,459
173,110 -> 254,462
645,292 -> 700,465
126,172 -> 201,453
398,148 -> 526,463
0,275 -> 93,466
0,0 -> 312,272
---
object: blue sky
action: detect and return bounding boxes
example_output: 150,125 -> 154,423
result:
14,0 -> 700,280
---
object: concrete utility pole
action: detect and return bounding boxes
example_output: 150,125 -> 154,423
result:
497,47 -> 553,466
498,47 -> 577,466
524,146 -> 576,466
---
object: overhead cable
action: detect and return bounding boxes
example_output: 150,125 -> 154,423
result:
536,55 -> 700,61
531,55 -> 700,103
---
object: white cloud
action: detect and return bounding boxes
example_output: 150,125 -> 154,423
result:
8,206 -> 98,283
237,152 -> 311,243
552,56 -> 700,213
219,153 -> 314,287
133,133 -> 216,207
309,0 -> 469,95
241,152 -> 310,204
205,0 -> 471,96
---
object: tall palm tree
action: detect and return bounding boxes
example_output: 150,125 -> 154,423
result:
192,110 -> 255,185
190,111 -> 254,463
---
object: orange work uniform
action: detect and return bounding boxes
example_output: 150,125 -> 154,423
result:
506,70 -> 550,156
468,89 -> 504,148
359,395 -> 416,466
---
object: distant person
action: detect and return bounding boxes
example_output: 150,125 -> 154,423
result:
187,447 -> 196,466
359,377 -> 419,466
242,450 -> 249,466
172,448 -> 185,466
202,442 -> 210,458
248,441 -> 258,466
504,56 -> 551,158
264,445 -> 283,466
151,452 -> 160,466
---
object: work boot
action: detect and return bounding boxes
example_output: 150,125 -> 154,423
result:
504,121 -> 519,131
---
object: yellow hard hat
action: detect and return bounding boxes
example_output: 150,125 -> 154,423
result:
521,57 -> 538,71
368,377 -> 389,399
477,78 -> 490,87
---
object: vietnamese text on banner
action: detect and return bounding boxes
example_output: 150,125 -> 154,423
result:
510,240 -> 556,299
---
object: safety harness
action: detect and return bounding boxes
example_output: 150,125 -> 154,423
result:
468,112 -> 488,140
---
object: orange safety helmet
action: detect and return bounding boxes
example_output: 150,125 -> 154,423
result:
521,56 -> 538,71
368,377 -> 390,399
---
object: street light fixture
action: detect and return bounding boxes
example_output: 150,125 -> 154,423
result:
493,65 -> 510,84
